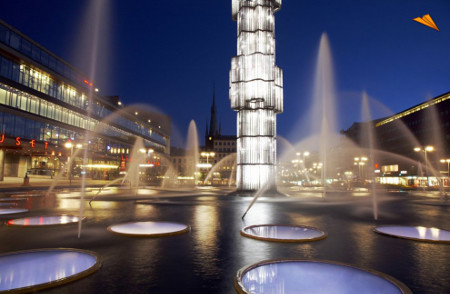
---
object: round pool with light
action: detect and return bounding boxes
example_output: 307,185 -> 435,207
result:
107,221 -> 190,237
0,248 -> 100,293
6,215 -> 84,227
374,225 -> 450,243
241,224 -> 326,242
235,259 -> 412,294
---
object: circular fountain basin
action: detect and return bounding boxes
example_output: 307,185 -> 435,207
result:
108,221 -> 190,237
235,259 -> 411,294
0,249 -> 100,293
0,208 -> 28,215
241,224 -> 326,242
374,225 -> 450,243
6,215 -> 84,227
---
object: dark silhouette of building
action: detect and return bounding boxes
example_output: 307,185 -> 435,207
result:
343,92 -> 450,179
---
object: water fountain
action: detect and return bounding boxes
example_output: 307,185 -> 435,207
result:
203,153 -> 236,186
185,120 -> 200,186
362,92 -> 378,220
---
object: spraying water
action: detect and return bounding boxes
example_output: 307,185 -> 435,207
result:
362,92 -> 378,220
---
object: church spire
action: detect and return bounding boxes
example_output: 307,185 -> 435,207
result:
209,83 -> 218,137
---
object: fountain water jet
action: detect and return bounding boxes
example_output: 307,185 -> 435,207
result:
314,33 -> 338,197
362,92 -> 378,220
204,153 -> 236,185
186,120 -> 200,186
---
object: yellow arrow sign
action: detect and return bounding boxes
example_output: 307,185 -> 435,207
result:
413,14 -> 440,31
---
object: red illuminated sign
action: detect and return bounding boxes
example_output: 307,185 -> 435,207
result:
83,79 -> 93,86
0,134 -> 48,149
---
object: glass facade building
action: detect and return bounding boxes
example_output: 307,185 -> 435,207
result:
0,19 -> 170,179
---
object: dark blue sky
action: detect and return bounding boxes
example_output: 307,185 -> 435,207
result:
1,0 -> 449,147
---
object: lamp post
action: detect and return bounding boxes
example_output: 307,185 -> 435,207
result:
414,146 -> 434,187
354,156 -> 368,182
201,151 -> 215,165
199,152 -> 215,184
65,141 -> 82,185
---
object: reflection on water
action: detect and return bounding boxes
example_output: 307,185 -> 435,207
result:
0,189 -> 448,293
192,205 -> 220,278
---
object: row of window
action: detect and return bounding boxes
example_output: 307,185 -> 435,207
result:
215,148 -> 236,152
0,54 -> 165,144
0,111 -> 125,153
214,141 -> 235,146
0,22 -> 86,88
0,83 -> 163,151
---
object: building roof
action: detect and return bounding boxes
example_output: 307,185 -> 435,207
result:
376,92 -> 450,127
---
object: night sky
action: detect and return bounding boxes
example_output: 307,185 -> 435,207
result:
1,0 -> 449,147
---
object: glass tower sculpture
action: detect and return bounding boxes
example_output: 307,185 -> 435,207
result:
230,0 -> 283,192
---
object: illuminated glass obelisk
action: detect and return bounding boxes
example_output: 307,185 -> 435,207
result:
230,0 -> 283,192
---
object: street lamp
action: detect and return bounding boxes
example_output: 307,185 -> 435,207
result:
414,145 -> 434,187
65,141 -> 82,185
200,151 -> 215,165
354,156 -> 368,181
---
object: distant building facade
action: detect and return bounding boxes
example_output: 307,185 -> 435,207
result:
203,88 -> 236,184
0,19 -> 170,180
343,92 -> 450,186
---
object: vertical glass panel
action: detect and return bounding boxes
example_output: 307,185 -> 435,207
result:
9,33 -> 20,49
15,117 -> 25,138
19,94 -> 27,111
0,24 -> 9,44
41,51 -> 49,67
11,63 -> 20,82
49,56 -> 56,70
10,92 -> 17,108
0,88 -> 6,104
21,39 -> 32,56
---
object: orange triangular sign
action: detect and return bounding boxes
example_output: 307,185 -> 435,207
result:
413,14 -> 440,31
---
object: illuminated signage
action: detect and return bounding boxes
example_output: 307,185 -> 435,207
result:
0,134 -> 48,149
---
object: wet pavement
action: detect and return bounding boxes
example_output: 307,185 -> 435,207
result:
0,186 -> 449,293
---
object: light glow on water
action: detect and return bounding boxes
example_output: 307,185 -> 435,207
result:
0,208 -> 28,215
236,259 -> 411,294
0,249 -> 100,292
241,225 -> 326,242
375,226 -> 450,243
108,221 -> 190,237
7,215 -> 83,226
